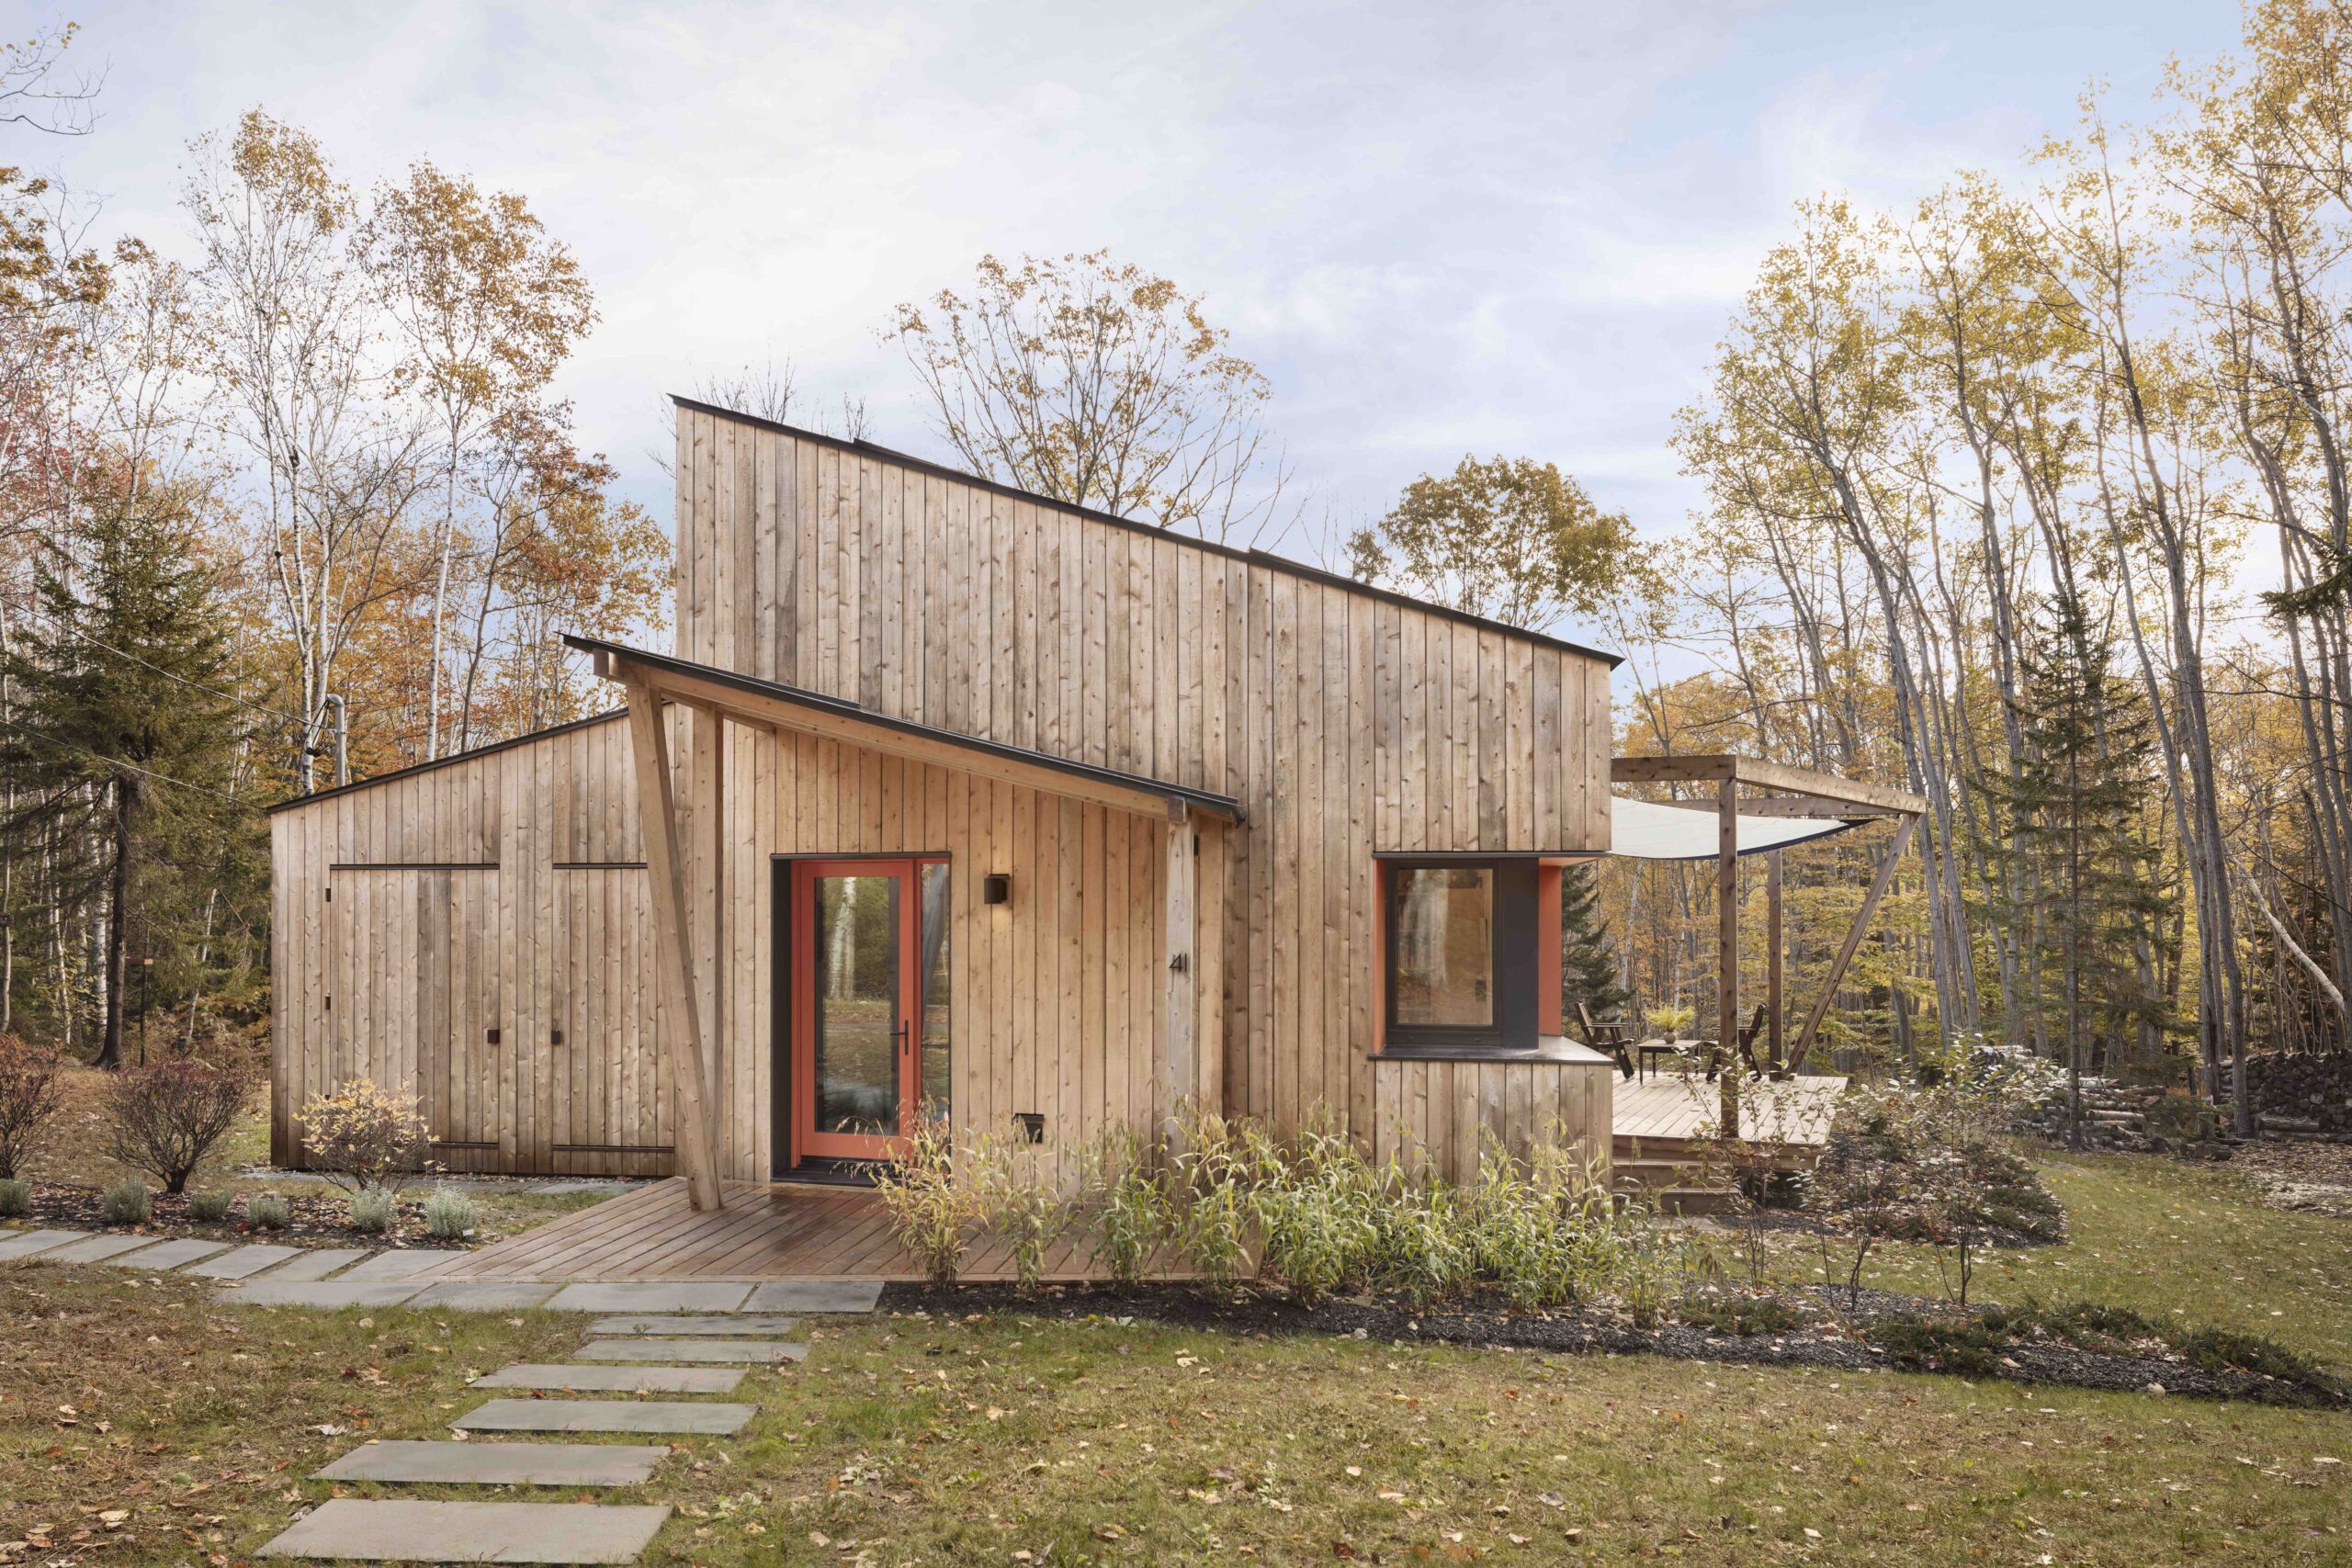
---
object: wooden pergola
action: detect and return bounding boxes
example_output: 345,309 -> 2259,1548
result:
1609,754 -> 1928,1137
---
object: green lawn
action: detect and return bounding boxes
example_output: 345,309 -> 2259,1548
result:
1801,1150 -> 2352,1367
6,1144 -> 2352,1564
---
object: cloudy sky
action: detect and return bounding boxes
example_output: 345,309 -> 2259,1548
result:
26,0 -> 2241,652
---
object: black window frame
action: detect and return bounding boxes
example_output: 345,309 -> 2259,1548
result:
1383,858 -> 1510,1051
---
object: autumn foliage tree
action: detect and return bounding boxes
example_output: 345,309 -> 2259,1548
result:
888,250 -> 1296,543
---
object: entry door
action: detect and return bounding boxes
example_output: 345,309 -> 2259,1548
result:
790,859 -> 923,1161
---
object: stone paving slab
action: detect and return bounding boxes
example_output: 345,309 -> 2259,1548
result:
0,1228 -> 84,1259
257,1499 -> 671,1562
588,1314 -> 801,1337
744,1279 -> 882,1314
312,1439 -> 670,1487
106,1238 -> 233,1271
340,1249 -> 453,1281
43,1233 -> 164,1265
181,1243 -> 300,1279
471,1363 -> 745,1393
542,1281 -> 753,1314
455,1398 -> 752,1436
407,1280 -> 560,1311
263,1248 -> 367,1281
217,1280 -> 426,1309
579,1337 -> 805,1364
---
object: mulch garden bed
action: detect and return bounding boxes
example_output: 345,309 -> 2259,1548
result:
876,1279 -> 2349,1410
15,1181 -> 468,1249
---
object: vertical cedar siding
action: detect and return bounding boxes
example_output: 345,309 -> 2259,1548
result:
666,402 -> 1612,1142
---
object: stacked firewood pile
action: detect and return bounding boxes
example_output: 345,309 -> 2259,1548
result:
2249,1052 -> 2352,1140
2014,1078 -> 2235,1158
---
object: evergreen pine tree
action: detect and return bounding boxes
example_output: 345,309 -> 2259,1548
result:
1561,863 -> 1631,1025
1996,583 -> 2167,1148
0,477 -> 247,1068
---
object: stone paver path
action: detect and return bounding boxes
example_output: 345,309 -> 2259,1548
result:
257,1500 -> 670,1563
228,1280 -> 429,1309
472,1363 -> 745,1393
339,1248 -> 453,1281
314,1440 -> 670,1487
543,1281 -> 753,1314
104,1238 -> 231,1270
0,1228 -> 79,1258
745,1279 -> 882,1313
263,1247 -> 367,1281
588,1314 -> 801,1337
408,1280 -> 560,1310
43,1233 -> 164,1264
455,1397 -> 754,1436
182,1243 -> 300,1279
578,1337 -> 806,1364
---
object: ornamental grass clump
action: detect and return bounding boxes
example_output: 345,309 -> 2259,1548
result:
972,1123 -> 1074,1293
872,1108 -> 974,1284
247,1193 -> 291,1230
423,1186 -> 481,1238
1080,1124 -> 1171,1288
187,1190 -> 235,1223
0,1177 -> 31,1216
100,1178 -> 152,1225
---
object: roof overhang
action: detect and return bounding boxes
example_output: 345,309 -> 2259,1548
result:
567,634 -> 1245,825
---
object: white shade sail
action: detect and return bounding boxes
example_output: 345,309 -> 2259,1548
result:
1607,795 -> 1860,863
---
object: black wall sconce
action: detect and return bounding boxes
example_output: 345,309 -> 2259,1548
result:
983,873 -> 1012,906
1014,1111 -> 1045,1144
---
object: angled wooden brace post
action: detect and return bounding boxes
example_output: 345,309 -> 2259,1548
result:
1786,815 -> 1918,1076
622,671 -> 725,1213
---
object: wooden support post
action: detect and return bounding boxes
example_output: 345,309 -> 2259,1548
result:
1718,777 -> 1739,1140
1788,816 -> 1918,1074
623,675 -> 724,1212
1164,801 -> 1196,1133
1767,850 -> 1784,1077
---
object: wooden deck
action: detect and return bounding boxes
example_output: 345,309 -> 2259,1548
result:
1611,1073 -> 1847,1152
424,1179 -> 1143,1285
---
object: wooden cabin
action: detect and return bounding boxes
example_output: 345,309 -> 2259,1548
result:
267,399 -> 1623,1205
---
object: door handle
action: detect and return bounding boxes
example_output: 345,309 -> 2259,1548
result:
898,1021 -> 911,1058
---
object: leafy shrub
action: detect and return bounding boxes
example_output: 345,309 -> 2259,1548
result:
347,1189 -> 396,1234
0,1035 -> 63,1180
100,1178 -> 153,1224
248,1193 -> 291,1230
972,1125 -> 1073,1293
423,1187 -> 481,1238
101,1060 -> 249,1194
872,1109 -> 974,1284
1865,1314 -> 2007,1376
187,1190 -> 235,1223
0,1177 -> 29,1217
297,1079 -> 433,1194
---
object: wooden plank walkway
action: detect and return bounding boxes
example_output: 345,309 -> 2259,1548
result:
433,1077 -> 1850,1285
427,1179 -> 1152,1285
1611,1074 -> 1847,1148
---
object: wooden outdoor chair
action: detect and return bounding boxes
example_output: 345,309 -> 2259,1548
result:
1703,1005 -> 1769,1081
1575,1001 -> 1636,1080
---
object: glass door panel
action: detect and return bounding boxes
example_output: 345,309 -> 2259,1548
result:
812,874 -> 901,1142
